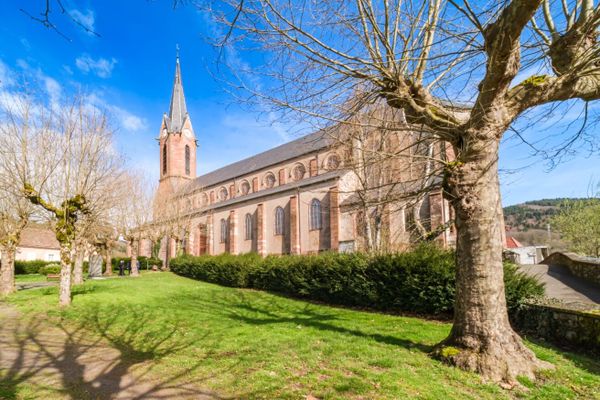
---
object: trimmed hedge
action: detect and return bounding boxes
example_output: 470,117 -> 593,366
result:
170,245 -> 544,316
15,260 -> 56,274
39,264 -> 61,275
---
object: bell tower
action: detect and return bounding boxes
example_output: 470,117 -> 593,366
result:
155,51 -> 197,207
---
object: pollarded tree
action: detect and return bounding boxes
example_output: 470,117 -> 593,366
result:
23,95 -> 124,306
0,91 -> 59,296
203,0 -> 600,383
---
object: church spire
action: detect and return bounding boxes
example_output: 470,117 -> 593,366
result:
167,46 -> 188,133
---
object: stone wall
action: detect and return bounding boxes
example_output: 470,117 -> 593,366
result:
512,303 -> 600,354
542,252 -> 600,286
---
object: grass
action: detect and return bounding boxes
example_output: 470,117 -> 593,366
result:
14,274 -> 46,283
4,272 -> 600,399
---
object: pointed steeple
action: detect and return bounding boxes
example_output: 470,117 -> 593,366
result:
167,47 -> 188,133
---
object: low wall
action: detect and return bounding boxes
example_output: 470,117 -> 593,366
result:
513,303 -> 600,354
541,252 -> 600,286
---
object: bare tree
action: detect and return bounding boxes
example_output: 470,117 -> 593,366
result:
117,171 -> 154,277
23,96 -> 124,306
202,0 -> 600,383
152,187 -> 197,268
0,91 -> 58,295
327,102 -> 448,252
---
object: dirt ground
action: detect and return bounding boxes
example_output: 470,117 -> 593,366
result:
0,303 -> 222,400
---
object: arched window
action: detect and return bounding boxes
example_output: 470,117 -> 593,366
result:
185,145 -> 191,175
220,219 -> 228,243
310,199 -> 322,230
245,213 -> 253,240
275,207 -> 284,236
162,144 -> 167,175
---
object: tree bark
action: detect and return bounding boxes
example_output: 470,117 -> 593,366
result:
73,249 -> 84,285
131,239 -> 140,277
0,248 -> 16,296
103,247 -> 112,276
439,138 -> 551,384
59,246 -> 72,307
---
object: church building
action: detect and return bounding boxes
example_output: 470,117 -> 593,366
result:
146,57 -> 454,264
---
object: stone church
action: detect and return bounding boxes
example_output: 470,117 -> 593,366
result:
145,57 -> 454,264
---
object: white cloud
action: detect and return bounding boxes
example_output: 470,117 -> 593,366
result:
69,9 -> 96,35
0,59 -> 146,142
0,60 -> 15,87
75,54 -> 117,78
115,109 -> 147,131
20,38 -> 31,51
85,92 -> 147,133
43,77 -> 62,103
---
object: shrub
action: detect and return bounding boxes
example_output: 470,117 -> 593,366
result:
39,264 -> 61,275
171,245 -> 545,316
14,260 -> 55,274
111,256 -> 163,270
503,262 -> 545,312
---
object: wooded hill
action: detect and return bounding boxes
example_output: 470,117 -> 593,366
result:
502,198 -> 589,248
503,198 -> 584,231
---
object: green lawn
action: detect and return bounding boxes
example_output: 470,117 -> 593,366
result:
4,273 -> 600,399
14,274 -> 46,283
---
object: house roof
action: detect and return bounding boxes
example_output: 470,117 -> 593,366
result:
187,130 -> 334,191
19,227 -> 60,250
505,236 -> 523,249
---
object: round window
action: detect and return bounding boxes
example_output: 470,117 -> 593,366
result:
264,173 -> 276,188
326,154 -> 340,170
292,164 -> 306,181
219,187 -> 228,201
240,181 -> 251,195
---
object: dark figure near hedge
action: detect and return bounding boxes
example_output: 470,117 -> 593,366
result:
126,261 -> 132,275
118,260 -> 125,276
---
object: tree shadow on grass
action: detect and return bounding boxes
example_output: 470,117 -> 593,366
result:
522,334 -> 600,377
173,289 -> 433,353
0,304 -> 252,399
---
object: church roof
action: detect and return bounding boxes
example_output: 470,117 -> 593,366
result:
189,130 -> 334,190
166,57 -> 188,133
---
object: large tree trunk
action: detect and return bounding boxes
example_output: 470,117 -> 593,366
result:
103,247 -> 112,276
439,139 -> 551,384
131,239 -> 140,277
0,247 -> 16,296
59,246 -> 72,307
73,249 -> 84,285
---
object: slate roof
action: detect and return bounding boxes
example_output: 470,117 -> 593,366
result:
166,57 -> 188,133
188,130 -> 334,191
19,227 -> 60,250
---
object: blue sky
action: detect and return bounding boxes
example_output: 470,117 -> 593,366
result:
0,1 -> 597,206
